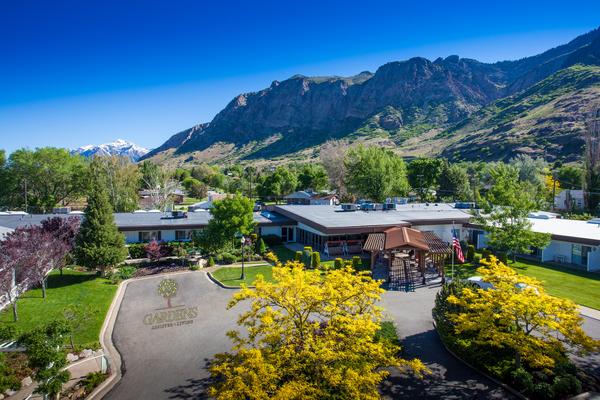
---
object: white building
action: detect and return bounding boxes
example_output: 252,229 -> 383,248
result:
554,189 -> 585,211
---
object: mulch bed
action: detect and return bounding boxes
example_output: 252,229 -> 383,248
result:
132,263 -> 192,278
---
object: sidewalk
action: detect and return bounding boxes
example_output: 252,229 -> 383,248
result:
580,305 -> 600,320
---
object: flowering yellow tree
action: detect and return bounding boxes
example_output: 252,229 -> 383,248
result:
209,262 -> 425,400
447,257 -> 599,370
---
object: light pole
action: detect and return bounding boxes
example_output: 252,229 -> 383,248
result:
236,232 -> 248,280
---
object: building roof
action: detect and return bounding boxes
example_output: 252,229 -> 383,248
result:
271,204 -> 471,235
528,218 -> 600,246
284,191 -> 314,199
0,211 -> 294,231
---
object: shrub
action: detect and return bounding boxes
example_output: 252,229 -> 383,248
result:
264,251 -> 279,264
311,252 -> 320,269
82,372 -> 107,393
551,374 -> 581,398
334,258 -> 343,270
250,233 -> 258,243
255,238 -> 267,255
110,266 -> 136,284
0,326 -> 17,341
352,256 -> 362,270
302,249 -> 312,267
374,321 -> 399,346
207,256 -> 215,267
262,235 -> 282,246
510,367 -> 534,394
145,240 -> 165,261
481,248 -> 492,260
219,252 -> 236,264
127,244 -> 146,259
473,255 -> 481,266
189,265 -> 199,271
466,245 -> 475,262
295,251 -> 303,262
532,382 -> 554,400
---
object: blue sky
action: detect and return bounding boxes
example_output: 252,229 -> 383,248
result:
1,0 -> 599,153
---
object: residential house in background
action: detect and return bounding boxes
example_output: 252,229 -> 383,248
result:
188,190 -> 227,211
554,189 -> 584,211
284,190 -> 339,206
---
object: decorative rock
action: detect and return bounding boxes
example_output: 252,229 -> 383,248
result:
0,393 -> 5,399
21,376 -> 33,387
4,389 -> 16,397
67,353 -> 79,362
79,349 -> 93,358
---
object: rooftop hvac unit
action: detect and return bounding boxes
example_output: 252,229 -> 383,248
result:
53,207 -> 71,214
171,210 -> 188,219
341,203 -> 358,212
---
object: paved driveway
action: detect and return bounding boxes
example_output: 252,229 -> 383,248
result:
105,271 -> 600,399
105,272 -> 248,400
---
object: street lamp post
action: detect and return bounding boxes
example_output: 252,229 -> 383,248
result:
236,232 -> 248,280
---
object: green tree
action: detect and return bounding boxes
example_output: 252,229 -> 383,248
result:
255,238 -> 267,255
74,168 -> 127,275
477,164 -> 551,261
20,321 -> 71,400
438,162 -> 471,201
297,164 -> 329,191
183,177 -> 208,199
344,145 -> 409,202
7,147 -> 88,212
258,166 -> 298,200
556,165 -> 583,190
203,195 -> 255,250
91,156 -> 140,212
407,158 -> 445,200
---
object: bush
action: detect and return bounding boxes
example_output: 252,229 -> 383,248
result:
302,249 -> 312,267
127,243 -> 146,259
110,266 -> 136,284
496,251 -> 508,264
82,371 -> 107,393
295,251 -> 303,262
532,382 -> 554,400
189,265 -> 199,271
250,233 -> 258,243
551,374 -> 581,398
219,252 -> 236,264
0,326 -> 17,341
334,258 -> 343,270
264,251 -> 279,264
262,235 -> 282,246
311,252 -> 320,269
255,238 -> 267,255
466,245 -> 475,262
510,367 -> 534,394
481,248 -> 492,260
352,256 -> 362,270
473,255 -> 481,266
374,321 -> 399,346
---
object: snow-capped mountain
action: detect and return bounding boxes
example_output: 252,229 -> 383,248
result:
73,139 -> 150,161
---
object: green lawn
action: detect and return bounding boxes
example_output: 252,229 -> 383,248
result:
0,269 -> 118,347
448,257 -> 600,310
211,264 -> 273,287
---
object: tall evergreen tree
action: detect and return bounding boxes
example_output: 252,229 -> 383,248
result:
75,169 -> 127,274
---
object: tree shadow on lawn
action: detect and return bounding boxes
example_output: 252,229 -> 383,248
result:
381,329 -> 511,399
19,272 -> 98,299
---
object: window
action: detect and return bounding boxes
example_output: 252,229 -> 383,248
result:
175,230 -> 191,241
139,231 -> 161,242
572,244 -> 591,266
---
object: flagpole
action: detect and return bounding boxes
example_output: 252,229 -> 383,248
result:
451,220 -> 455,280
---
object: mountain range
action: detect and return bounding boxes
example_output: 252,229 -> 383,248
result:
74,139 -> 149,161
143,27 -> 600,166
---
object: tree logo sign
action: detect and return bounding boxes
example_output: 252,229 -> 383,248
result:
143,278 -> 199,330
157,278 -> 178,308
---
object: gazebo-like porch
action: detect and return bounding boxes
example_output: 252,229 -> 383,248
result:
363,227 -> 451,291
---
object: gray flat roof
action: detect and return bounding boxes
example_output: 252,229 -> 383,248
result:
272,204 -> 472,234
0,211 -> 293,231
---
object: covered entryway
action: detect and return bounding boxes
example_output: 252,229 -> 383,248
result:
364,227 -> 451,290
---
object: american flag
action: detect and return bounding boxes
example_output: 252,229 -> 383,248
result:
452,237 -> 464,263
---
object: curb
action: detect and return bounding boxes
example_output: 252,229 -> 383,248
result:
432,321 -> 527,400
206,271 -> 254,289
86,270 -> 202,399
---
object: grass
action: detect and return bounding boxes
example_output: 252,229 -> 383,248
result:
447,256 -> 600,310
0,269 -> 118,347
211,264 -> 273,287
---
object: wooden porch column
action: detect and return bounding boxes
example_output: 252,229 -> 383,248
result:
419,250 -> 426,285
370,250 -> 377,272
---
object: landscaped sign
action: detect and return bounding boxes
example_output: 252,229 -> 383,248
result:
143,278 -> 199,329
